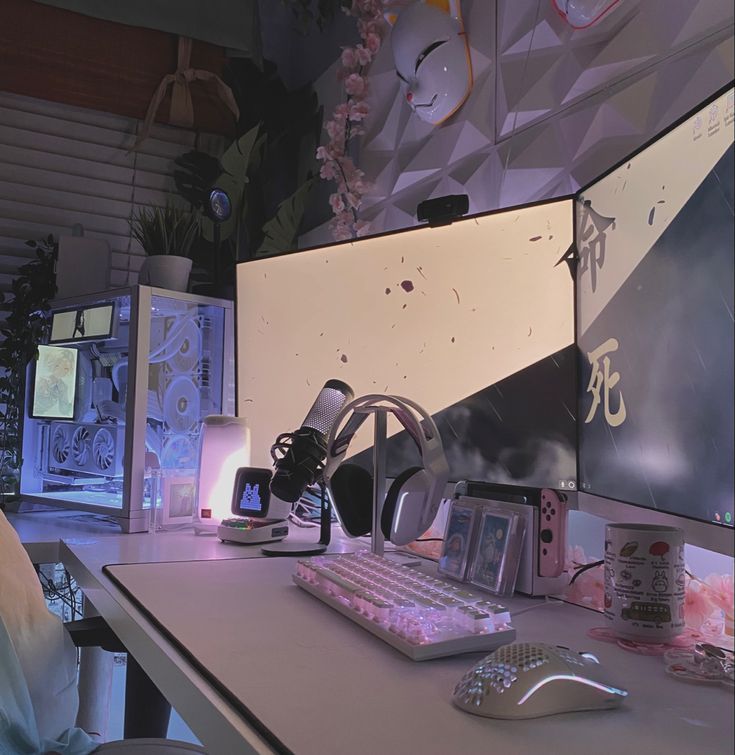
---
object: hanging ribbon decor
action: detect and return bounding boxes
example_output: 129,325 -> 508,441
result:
133,36 -> 240,150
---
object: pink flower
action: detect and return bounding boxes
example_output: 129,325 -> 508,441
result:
331,221 -> 353,241
326,119 -> 344,141
319,162 -> 337,181
355,44 -> 372,66
329,193 -> 346,214
348,101 -> 370,122
684,578 -> 714,630
354,219 -> 372,237
344,73 -> 366,97
365,32 -> 381,54
341,47 -> 357,68
345,192 -> 361,210
564,545 -> 590,572
703,573 -> 734,617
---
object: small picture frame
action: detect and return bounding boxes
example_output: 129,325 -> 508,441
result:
438,500 -> 477,581
468,505 -> 525,597
161,475 -> 196,526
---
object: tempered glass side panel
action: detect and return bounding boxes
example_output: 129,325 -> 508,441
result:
140,294 -> 226,509
236,200 -> 576,489
20,293 -> 132,509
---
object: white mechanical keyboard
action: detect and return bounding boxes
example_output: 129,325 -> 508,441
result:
293,552 -> 515,661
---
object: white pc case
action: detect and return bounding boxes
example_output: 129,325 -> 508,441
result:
20,285 -> 235,532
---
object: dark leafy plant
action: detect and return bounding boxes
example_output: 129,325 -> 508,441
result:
0,236 -> 57,505
281,0 -> 352,32
130,204 -> 200,258
174,59 -> 323,273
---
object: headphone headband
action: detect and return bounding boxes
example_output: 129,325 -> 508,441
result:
323,393 -> 447,484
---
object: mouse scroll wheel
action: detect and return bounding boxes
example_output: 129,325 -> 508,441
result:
579,652 -> 600,663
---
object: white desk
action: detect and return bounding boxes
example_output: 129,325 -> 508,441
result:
13,514 -> 735,755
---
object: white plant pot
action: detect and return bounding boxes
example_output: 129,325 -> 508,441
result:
138,255 -> 192,292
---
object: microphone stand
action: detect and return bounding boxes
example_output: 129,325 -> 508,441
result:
261,480 -> 330,557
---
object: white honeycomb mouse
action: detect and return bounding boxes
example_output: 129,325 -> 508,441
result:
452,642 -> 628,719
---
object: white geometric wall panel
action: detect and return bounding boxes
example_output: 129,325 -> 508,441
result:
302,0 -> 734,246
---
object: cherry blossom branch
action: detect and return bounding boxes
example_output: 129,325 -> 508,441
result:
316,0 -> 387,241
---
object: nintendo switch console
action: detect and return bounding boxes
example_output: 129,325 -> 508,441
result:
454,482 -> 569,596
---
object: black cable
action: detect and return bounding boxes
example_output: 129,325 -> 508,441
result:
65,569 -> 77,621
415,537 -> 443,542
568,559 -> 604,585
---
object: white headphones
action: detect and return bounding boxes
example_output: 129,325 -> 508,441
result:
323,394 -> 449,546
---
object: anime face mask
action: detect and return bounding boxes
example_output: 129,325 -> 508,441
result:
387,0 -> 473,126
552,0 -> 624,28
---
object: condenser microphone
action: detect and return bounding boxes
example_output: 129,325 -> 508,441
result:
270,379 -> 354,502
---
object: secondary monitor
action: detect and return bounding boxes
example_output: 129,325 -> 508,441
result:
30,344 -> 78,420
236,198 -> 576,491
576,83 -> 734,549
49,302 -> 116,344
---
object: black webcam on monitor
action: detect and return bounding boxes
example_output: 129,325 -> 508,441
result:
416,194 -> 469,227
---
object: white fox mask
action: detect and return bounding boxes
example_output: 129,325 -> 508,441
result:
386,0 -> 473,125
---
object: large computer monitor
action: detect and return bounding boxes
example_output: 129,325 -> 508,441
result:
236,198 -> 576,491
576,83 -> 734,556
29,344 -> 79,420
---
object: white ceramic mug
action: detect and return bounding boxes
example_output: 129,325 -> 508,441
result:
604,523 -> 685,642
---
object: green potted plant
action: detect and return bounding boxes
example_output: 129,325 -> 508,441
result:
0,235 -> 57,508
131,204 -> 200,292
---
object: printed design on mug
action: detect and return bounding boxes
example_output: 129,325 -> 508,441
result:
652,570 -> 669,594
619,541 -> 638,557
649,541 -> 670,558
620,569 -> 633,582
621,602 -> 672,624
605,564 -> 615,585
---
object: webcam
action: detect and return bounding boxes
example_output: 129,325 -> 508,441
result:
416,194 -> 469,227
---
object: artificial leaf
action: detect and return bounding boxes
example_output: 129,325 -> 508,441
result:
220,125 -> 261,177
256,176 -> 316,256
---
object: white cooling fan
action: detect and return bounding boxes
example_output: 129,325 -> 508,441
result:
47,422 -> 124,477
92,427 -> 116,471
51,424 -> 71,464
170,319 -> 201,373
161,434 -> 198,470
71,426 -> 91,466
163,376 -> 200,433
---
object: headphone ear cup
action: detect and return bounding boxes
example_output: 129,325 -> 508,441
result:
329,463 -> 374,537
382,466 -> 424,539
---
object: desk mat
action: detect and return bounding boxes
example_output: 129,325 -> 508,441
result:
99,558 -> 721,755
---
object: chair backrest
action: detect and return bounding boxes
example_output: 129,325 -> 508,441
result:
0,511 -> 92,752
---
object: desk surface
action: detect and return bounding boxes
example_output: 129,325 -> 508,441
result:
101,557 -> 734,755
12,514 -> 735,755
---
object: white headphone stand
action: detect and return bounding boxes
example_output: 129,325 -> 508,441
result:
352,404 -> 392,558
